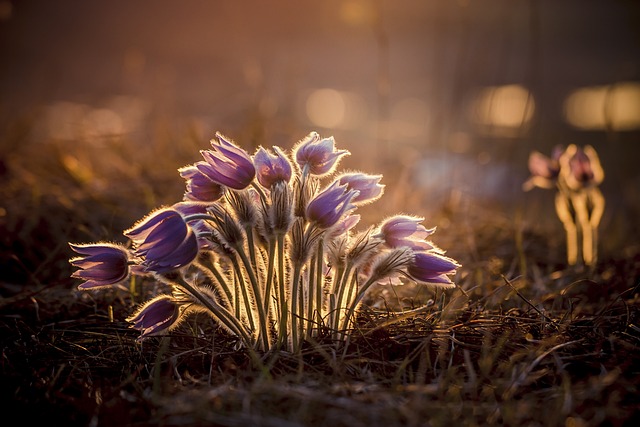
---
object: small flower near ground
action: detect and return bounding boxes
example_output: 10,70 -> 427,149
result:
126,295 -> 182,339
524,144 -> 605,266
124,208 -> 199,273
376,215 -> 438,251
407,251 -> 460,286
69,243 -> 130,289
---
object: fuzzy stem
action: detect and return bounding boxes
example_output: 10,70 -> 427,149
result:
235,245 -> 270,351
229,255 -> 257,334
276,233 -> 288,348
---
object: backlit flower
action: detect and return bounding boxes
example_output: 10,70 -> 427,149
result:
69,243 -> 130,290
127,295 -> 181,338
179,162 -> 224,202
523,146 -> 563,191
293,132 -> 349,176
254,146 -> 292,188
376,215 -> 437,251
306,180 -> 358,229
407,251 -> 460,286
337,172 -> 384,205
198,133 -> 256,190
124,209 -> 199,273
561,144 -> 604,191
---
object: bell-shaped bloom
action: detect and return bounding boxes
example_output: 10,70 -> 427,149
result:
375,215 -> 437,251
523,146 -> 563,191
179,162 -> 224,203
407,251 -> 460,286
127,295 -> 181,339
69,243 -> 130,289
198,133 -> 256,190
254,146 -> 292,188
306,180 -> 358,229
337,172 -> 385,205
293,132 -> 349,176
124,209 -> 199,273
561,144 -> 604,191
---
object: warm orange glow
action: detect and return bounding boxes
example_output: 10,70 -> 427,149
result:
564,82 -> 640,130
470,84 -> 535,136
305,89 -> 367,130
390,98 -> 429,139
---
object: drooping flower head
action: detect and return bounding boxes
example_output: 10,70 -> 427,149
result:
198,133 -> 256,190
126,295 -> 181,339
254,146 -> 292,188
523,145 -> 564,191
560,144 -> 604,191
69,243 -> 130,290
124,208 -> 199,273
337,172 -> 385,205
375,215 -> 437,251
179,162 -> 224,203
306,180 -> 359,229
293,132 -> 350,177
406,251 -> 460,287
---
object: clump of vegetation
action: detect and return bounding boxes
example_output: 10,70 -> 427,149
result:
69,131 -> 460,354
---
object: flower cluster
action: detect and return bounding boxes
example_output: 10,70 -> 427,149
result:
70,131 -> 461,352
524,144 -> 605,266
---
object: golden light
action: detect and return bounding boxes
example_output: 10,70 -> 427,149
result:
305,89 -> 367,129
564,82 -> 640,130
470,84 -> 535,136
390,97 -> 429,139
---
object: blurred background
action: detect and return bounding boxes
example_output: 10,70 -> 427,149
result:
1,0 -> 639,289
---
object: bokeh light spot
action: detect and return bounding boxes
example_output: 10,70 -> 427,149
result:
564,82 -> 640,130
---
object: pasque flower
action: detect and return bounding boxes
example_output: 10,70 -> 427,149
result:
523,146 -> 563,191
198,133 -> 256,190
407,251 -> 460,286
294,132 -> 349,176
337,173 -> 384,205
306,180 -> 358,229
124,208 -> 199,273
127,295 -> 181,338
179,162 -> 224,202
376,215 -> 437,251
561,144 -> 604,191
254,146 -> 292,188
69,243 -> 130,289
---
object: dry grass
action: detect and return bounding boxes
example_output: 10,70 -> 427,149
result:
1,116 -> 639,426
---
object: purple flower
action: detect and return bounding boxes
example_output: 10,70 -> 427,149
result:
69,243 -> 130,290
293,132 -> 349,176
179,162 -> 224,202
337,173 -> 385,205
523,146 -> 563,191
407,251 -> 460,286
254,146 -> 292,188
561,144 -> 604,190
124,209 -> 199,273
198,133 -> 256,190
127,295 -> 181,338
376,215 -> 437,251
306,180 -> 358,229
